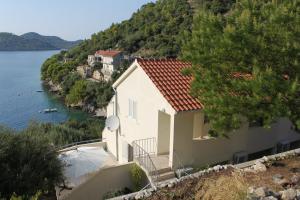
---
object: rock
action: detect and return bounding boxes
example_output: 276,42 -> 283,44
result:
262,156 -> 269,162
253,161 -> 267,172
291,175 -> 300,185
254,187 -> 268,197
280,188 -> 297,200
295,149 -> 300,155
248,186 -> 255,194
296,189 -> 300,198
144,191 -> 151,198
213,165 -> 221,172
273,174 -> 284,182
167,183 -> 174,188
135,193 -> 143,200
272,174 -> 289,186
262,196 -> 278,200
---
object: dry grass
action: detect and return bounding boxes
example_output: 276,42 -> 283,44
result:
195,172 -> 249,200
147,157 -> 299,200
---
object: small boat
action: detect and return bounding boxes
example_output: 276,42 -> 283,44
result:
43,108 -> 58,113
36,90 -> 44,93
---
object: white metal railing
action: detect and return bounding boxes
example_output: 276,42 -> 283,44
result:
133,138 -> 156,155
132,138 -> 159,186
56,138 -> 102,152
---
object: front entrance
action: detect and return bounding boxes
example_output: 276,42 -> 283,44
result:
157,111 -> 171,155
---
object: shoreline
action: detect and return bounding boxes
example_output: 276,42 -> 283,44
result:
42,80 -> 107,118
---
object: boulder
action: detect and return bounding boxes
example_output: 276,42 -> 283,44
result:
272,174 -> 289,186
280,188 -> 297,200
295,149 -> 300,155
291,175 -> 300,185
254,187 -> 268,197
253,161 -> 267,172
262,196 -> 278,200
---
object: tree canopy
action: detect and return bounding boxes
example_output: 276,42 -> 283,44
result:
0,127 -> 63,199
182,0 -> 300,136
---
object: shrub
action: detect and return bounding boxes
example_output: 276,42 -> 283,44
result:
130,164 -> 146,191
0,128 -> 64,199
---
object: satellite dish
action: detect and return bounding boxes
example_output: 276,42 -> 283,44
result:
105,116 -> 120,132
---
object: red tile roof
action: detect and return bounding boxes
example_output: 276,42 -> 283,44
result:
95,50 -> 122,57
137,58 -> 203,112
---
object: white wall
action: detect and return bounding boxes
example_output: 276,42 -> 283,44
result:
157,111 -> 171,155
171,111 -> 300,168
63,163 -> 148,200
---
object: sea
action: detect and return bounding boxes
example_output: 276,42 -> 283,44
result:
0,51 -> 88,130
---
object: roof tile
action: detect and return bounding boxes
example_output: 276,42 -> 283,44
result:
137,59 -> 203,112
95,50 -> 122,57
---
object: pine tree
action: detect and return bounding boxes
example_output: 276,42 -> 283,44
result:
182,0 -> 300,136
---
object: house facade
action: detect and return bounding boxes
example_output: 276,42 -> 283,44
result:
103,59 -> 300,172
94,50 -> 123,81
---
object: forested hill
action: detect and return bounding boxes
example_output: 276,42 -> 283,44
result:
63,0 -> 193,63
41,0 -> 234,112
0,32 -> 81,51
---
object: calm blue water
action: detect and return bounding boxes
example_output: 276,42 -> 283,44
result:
0,51 -> 88,130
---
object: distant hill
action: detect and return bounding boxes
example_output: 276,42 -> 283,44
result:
0,32 -> 82,51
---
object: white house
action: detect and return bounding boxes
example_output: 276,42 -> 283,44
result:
94,50 -> 123,81
103,58 -> 300,181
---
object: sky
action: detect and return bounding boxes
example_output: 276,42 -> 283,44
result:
0,0 -> 155,41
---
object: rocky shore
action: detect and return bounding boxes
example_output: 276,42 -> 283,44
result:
44,80 -> 106,117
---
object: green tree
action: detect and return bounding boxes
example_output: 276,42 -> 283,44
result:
0,127 -> 64,199
182,0 -> 300,136
61,72 -> 81,95
66,80 -> 87,105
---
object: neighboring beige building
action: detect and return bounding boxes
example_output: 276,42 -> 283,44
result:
95,50 -> 123,81
103,59 -> 300,179
86,50 -> 124,81
92,70 -> 103,81
76,65 -> 93,78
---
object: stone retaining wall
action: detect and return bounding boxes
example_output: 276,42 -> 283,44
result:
112,148 -> 300,200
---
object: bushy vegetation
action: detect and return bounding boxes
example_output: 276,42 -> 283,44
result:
0,126 -> 63,199
0,117 -> 104,199
189,0 -> 234,14
26,118 -> 104,147
182,0 -> 300,136
130,164 -> 147,191
65,0 -> 193,62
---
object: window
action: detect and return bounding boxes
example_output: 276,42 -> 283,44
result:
128,99 -> 137,119
204,115 -> 210,124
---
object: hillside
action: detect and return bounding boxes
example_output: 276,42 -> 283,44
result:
41,0 -> 235,113
0,32 -> 81,51
21,32 -> 81,49
64,0 -> 194,63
